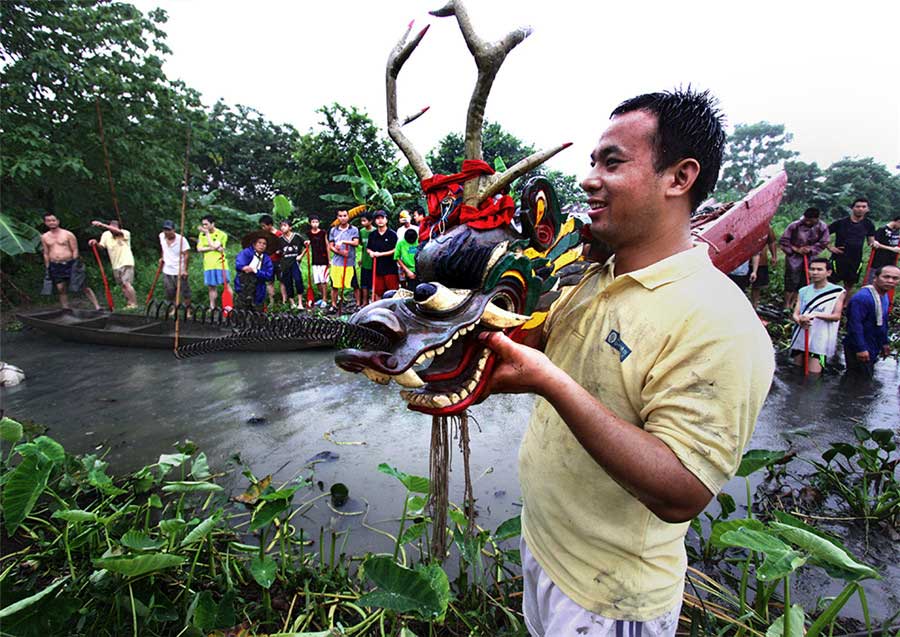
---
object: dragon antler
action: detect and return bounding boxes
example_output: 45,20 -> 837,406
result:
387,1 -> 570,207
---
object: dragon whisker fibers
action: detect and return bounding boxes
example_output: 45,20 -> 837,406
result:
428,412 -> 476,559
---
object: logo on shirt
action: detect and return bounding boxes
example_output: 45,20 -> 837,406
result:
605,330 -> 632,362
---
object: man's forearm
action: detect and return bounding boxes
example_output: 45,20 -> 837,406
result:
537,365 -> 712,523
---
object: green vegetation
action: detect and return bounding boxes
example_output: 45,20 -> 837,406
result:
2,417 -> 897,636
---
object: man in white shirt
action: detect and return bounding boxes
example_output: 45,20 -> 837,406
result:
158,220 -> 191,306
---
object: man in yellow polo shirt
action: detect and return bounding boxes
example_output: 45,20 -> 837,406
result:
480,89 -> 774,636
89,218 -> 137,308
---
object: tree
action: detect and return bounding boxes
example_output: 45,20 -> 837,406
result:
0,1 -> 205,245
192,102 -> 300,215
718,122 -> 798,194
819,158 -> 900,221
427,121 -> 581,207
782,160 -> 827,207
276,103 -> 397,216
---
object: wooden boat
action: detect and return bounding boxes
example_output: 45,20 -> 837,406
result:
17,307 -> 331,352
691,171 -> 788,274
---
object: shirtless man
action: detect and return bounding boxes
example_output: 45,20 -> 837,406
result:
40,213 -> 100,310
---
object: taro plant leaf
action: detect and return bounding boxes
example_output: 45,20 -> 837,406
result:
159,517 -> 186,537
181,512 -> 220,547
718,526 -> 807,580
716,492 -> 736,518
191,452 -> 210,480
765,604 -> 806,637
377,463 -> 430,494
249,498 -> 289,531
157,452 -> 190,477
448,508 -> 468,529
771,511 -> 852,554
0,212 -> 42,256
0,576 -> 68,619
192,590 -> 236,631
407,495 -> 428,515
358,555 -> 448,619
93,553 -> 186,577
120,530 -> 166,551
852,425 -> 871,442
161,481 -> 223,493
494,515 -> 522,542
51,509 -> 98,524
249,555 -> 277,589
736,449 -> 786,477
870,428 -> 895,450
770,522 -> 879,581
399,521 -> 429,545
257,483 -> 302,502
233,475 -> 272,504
709,517 -> 765,549
0,416 -> 24,444
418,562 -> 451,622
3,451 -> 53,534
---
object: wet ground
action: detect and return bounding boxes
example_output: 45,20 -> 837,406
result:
2,329 -> 898,622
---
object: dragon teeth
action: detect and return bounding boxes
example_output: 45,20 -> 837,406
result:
431,394 -> 451,408
458,388 -> 469,400
449,392 -> 461,404
393,368 -> 425,388
363,368 -> 391,385
465,379 -> 477,391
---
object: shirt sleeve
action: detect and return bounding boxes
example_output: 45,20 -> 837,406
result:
640,316 -> 774,494
866,220 -> 876,237
812,224 -> 830,254
844,296 -> 868,353
778,223 -> 794,253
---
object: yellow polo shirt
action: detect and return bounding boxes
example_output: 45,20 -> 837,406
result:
99,229 -> 134,270
197,229 -> 229,272
519,245 -> 774,620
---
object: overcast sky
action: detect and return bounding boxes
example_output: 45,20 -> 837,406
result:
132,0 -> 899,185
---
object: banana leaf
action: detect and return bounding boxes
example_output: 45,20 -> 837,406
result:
0,213 -> 41,256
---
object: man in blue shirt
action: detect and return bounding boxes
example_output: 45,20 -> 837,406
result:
843,264 -> 900,376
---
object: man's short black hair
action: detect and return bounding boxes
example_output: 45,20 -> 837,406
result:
361,211 -> 374,222
874,264 -> 900,277
851,197 -> 869,207
809,257 -> 831,269
891,214 -> 900,222
259,214 -> 274,226
309,214 -> 320,222
42,212 -> 56,219
201,214 -> 216,224
610,88 -> 726,209
404,228 -> 418,243
803,207 -> 821,219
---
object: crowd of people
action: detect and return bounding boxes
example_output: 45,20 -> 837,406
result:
727,200 -> 900,377
40,208 -> 429,316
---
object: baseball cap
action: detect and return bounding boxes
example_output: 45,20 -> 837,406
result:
399,210 -> 411,221
373,210 -> 387,218
161,220 -> 175,230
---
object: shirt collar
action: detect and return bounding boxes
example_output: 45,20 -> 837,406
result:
605,244 -> 712,291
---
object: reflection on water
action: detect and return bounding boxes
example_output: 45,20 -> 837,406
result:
2,330 -> 898,620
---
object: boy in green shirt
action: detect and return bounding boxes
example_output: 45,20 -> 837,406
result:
358,212 -> 374,306
394,227 -> 418,291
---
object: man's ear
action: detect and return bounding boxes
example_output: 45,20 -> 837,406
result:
664,158 -> 700,200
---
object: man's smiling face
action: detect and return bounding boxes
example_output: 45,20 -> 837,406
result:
581,110 -> 668,251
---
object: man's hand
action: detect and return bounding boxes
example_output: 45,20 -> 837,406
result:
88,239 -> 98,247
856,350 -> 870,363
797,314 -> 813,329
158,257 -> 164,265
749,272 -> 757,284
477,331 -> 555,397
830,246 -> 844,255
91,220 -> 103,227
882,344 -> 892,358
241,265 -> 254,273
366,248 -> 375,258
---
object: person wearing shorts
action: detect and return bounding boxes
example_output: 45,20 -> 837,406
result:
826,198 -> 875,299
327,209 -> 360,311
276,219 -> 306,308
90,219 -> 138,308
196,214 -> 230,309
305,215 -> 330,305
158,220 -> 192,305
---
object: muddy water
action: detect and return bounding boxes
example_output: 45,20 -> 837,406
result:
2,330 -> 898,622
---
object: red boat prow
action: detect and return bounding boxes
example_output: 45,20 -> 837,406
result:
691,171 -> 787,273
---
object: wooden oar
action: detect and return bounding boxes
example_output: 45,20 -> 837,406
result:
337,250 -> 349,315
305,247 -> 315,309
146,260 -> 163,304
94,97 -> 122,227
91,243 -> 115,311
862,245 -> 876,285
803,254 -> 810,377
